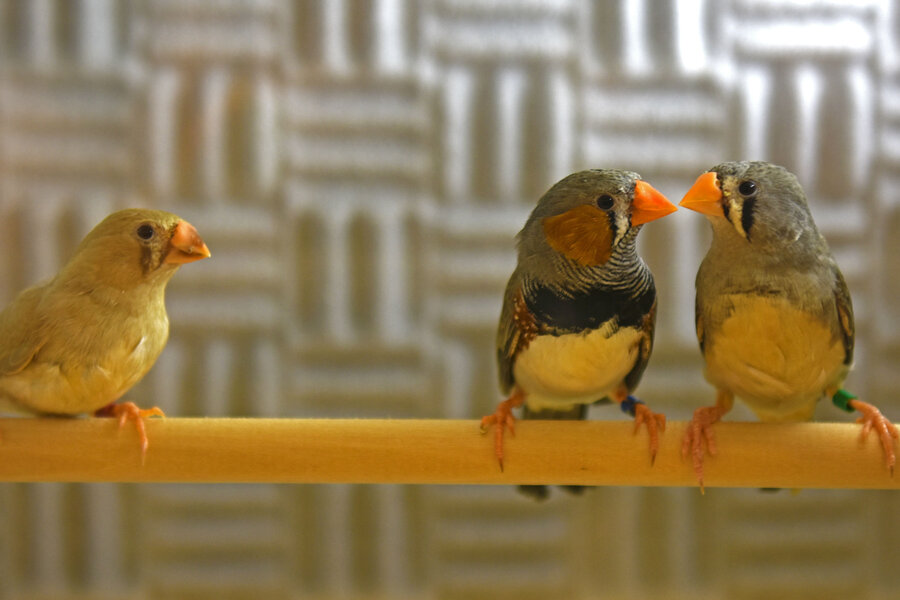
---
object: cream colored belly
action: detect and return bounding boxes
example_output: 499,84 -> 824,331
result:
0,335 -> 161,415
513,323 -> 642,411
704,295 -> 847,421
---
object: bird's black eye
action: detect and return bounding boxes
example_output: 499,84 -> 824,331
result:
738,180 -> 758,197
136,224 -> 155,240
596,195 -> 614,210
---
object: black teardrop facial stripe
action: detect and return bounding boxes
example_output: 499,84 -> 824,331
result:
741,196 -> 756,238
141,244 -> 156,274
524,280 -> 656,334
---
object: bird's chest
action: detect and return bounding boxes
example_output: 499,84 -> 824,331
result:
100,321 -> 167,385
703,294 -> 846,420
81,314 -> 169,403
513,323 -> 642,410
14,311 -> 169,415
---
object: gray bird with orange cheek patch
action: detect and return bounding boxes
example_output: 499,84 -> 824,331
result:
680,161 -> 898,490
0,209 -> 210,456
481,169 -> 677,499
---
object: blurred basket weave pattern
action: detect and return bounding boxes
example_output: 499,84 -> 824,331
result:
1,1 -> 899,599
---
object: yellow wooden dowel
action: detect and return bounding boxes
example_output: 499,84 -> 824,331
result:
0,417 -> 897,489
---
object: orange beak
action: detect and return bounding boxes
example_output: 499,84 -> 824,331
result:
679,172 -> 725,217
165,220 -> 211,264
631,180 -> 677,226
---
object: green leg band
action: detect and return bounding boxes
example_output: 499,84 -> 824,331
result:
832,388 -> 857,413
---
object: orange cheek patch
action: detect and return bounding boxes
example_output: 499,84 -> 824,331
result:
542,205 -> 613,267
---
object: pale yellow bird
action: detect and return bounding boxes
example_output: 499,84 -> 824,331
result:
0,209 -> 210,455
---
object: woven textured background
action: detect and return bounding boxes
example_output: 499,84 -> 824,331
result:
1,1 -> 899,598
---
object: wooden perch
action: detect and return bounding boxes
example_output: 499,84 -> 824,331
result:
0,418 -> 897,489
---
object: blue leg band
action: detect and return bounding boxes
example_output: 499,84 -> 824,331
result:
620,395 -> 644,417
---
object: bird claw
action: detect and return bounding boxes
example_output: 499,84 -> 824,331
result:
480,392 -> 524,472
632,404 -> 666,464
850,399 -> 899,475
682,405 -> 725,492
95,401 -> 165,460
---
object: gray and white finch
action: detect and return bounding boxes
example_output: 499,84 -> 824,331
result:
0,209 -> 210,454
482,169 -> 677,499
680,161 -> 898,489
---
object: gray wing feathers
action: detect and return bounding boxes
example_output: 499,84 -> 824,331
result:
495,270 -> 522,395
831,265 -> 854,365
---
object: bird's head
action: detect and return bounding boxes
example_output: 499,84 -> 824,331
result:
679,161 -> 817,250
519,169 -> 676,269
65,209 -> 211,289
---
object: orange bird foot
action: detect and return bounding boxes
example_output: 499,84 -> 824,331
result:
95,401 -> 166,459
632,403 -> 666,465
480,390 -> 524,472
850,399 -> 899,475
681,404 -> 727,493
